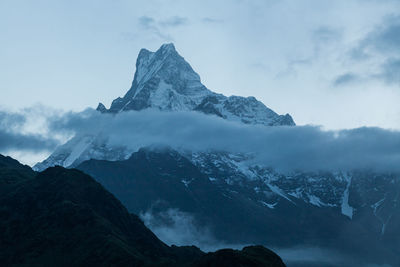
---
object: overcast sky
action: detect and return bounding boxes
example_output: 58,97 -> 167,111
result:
1,0 -> 400,129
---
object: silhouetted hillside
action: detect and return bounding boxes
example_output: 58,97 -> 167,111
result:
0,155 -> 285,267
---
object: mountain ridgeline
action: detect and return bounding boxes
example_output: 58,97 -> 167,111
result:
0,154 -> 285,267
99,43 -> 295,126
32,44 -> 400,266
77,148 -> 400,266
34,43 -> 294,171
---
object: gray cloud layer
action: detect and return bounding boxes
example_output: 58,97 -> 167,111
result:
0,131 -> 57,152
46,109 -> 400,173
0,110 -> 59,152
1,107 -> 399,172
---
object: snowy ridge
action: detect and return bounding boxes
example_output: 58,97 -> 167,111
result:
32,44 -> 400,247
37,43 -> 294,170
101,43 -> 295,126
185,150 -> 400,233
186,151 -> 347,207
34,134 -> 132,171
107,43 -> 213,113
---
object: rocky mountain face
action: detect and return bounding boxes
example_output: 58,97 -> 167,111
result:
33,44 -> 399,266
100,43 -> 294,126
0,155 -> 285,267
77,148 -> 400,266
34,43 -> 294,171
34,44 -> 294,171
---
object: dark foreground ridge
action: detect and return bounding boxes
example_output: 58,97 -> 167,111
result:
0,154 -> 285,267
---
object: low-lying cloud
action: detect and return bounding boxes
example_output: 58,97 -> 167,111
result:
1,107 -> 400,172
47,108 -> 400,173
140,208 -> 389,266
0,131 -> 58,152
0,110 -> 59,153
140,208 -> 246,252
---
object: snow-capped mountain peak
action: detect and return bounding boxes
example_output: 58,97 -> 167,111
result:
107,43 -> 209,113
35,43 -> 295,171
102,43 -> 294,126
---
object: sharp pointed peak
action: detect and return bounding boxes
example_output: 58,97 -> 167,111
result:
138,48 -> 152,57
138,43 -> 177,57
96,102 -> 107,113
153,43 -> 179,58
158,43 -> 176,52
136,43 -> 178,63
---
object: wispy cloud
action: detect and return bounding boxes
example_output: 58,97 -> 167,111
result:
138,16 -> 156,29
201,17 -> 223,24
140,208 -> 247,252
312,26 -> 342,43
358,15 -> 400,55
379,58 -> 400,85
138,15 -> 189,41
138,16 -> 172,41
333,73 -> 361,87
347,15 -> 400,85
160,16 -> 189,27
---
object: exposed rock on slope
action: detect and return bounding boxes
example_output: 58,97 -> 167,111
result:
34,43 -> 294,172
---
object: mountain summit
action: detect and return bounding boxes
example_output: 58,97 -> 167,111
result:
99,43 -> 295,126
32,45 -> 400,266
105,43 -> 210,113
35,43 -> 294,170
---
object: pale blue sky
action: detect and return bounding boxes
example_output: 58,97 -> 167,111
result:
1,0 -> 400,129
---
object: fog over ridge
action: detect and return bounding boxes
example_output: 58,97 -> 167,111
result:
1,106 -> 400,172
